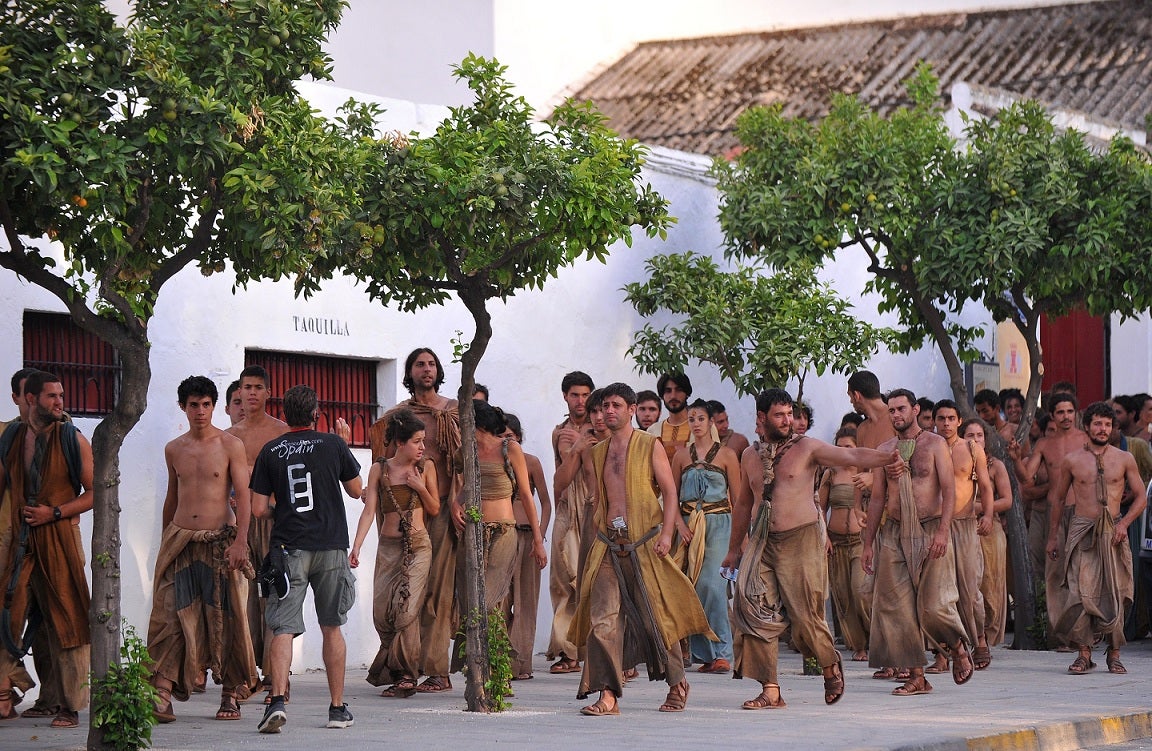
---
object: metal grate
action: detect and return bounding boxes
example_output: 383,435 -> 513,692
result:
23,311 -> 120,417
246,350 -> 378,448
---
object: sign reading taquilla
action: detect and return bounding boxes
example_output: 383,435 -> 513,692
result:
292,315 -> 350,336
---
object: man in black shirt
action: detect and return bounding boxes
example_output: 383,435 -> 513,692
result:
250,385 -> 362,733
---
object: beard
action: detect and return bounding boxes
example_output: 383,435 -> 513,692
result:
1089,434 -> 1110,447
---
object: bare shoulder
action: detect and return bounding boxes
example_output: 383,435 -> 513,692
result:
716,445 -> 740,465
524,452 -> 543,472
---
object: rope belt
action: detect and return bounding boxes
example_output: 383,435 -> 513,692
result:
596,524 -> 668,678
679,500 -> 732,516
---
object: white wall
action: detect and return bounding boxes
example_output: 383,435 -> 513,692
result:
11,0 -> 1075,679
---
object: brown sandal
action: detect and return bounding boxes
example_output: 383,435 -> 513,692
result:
742,683 -> 786,709
892,677 -> 933,696
1106,649 -> 1126,675
871,667 -> 898,680
658,680 -> 689,712
549,657 -> 581,674
382,678 -> 418,698
580,696 -> 620,716
153,688 -> 176,724
21,701 -> 58,719
1068,652 -> 1096,674
215,694 -> 242,721
415,675 -> 452,693
824,657 -> 845,705
973,645 -> 992,671
951,642 -> 974,685
0,689 -> 19,720
51,708 -> 79,728
924,652 -> 949,674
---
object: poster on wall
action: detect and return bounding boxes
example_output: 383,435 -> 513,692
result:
996,321 -> 1030,393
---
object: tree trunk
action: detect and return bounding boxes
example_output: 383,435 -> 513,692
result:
457,285 -> 494,712
909,283 -> 973,414
86,333 -> 150,749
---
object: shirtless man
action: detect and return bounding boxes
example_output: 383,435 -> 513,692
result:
224,380 -> 245,426
709,400 -> 750,458
149,376 -> 258,722
1046,402 -> 1145,675
916,398 -> 936,433
725,389 -> 895,709
547,370 -> 595,674
569,383 -> 710,716
369,348 -> 460,693
1008,392 -> 1086,648
635,390 -> 662,432
862,389 -> 974,697
973,390 -> 1018,443
226,365 -> 288,692
928,400 -> 995,674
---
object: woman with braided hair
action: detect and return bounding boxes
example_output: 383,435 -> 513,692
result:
350,408 -> 440,698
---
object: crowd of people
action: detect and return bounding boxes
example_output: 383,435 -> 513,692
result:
0,351 -> 1147,733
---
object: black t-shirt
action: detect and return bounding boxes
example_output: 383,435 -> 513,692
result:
250,429 -> 361,551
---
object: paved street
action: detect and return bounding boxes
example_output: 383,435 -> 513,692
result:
7,637 -> 1152,751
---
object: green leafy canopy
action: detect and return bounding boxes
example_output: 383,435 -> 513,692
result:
625,251 -> 896,398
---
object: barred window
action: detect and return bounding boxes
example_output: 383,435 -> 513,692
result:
245,350 -> 379,449
23,311 -> 120,417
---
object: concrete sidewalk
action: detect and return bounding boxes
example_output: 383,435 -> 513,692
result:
7,639 -> 1152,751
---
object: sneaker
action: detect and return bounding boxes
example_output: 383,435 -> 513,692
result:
326,703 -> 354,729
258,696 -> 287,734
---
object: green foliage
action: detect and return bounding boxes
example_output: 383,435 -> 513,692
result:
945,102 -> 1152,329
711,61 -> 1152,414
625,252 -> 894,397
90,623 -> 158,751
0,0 -> 366,323
1027,580 -> 1050,649
307,53 -> 672,311
484,610 -> 514,711
465,505 -> 483,523
712,63 -> 985,362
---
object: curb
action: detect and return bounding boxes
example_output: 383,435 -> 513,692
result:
895,711 -> 1152,751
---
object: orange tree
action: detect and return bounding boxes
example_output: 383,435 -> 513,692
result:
711,64 -> 1152,649
625,251 -> 894,401
306,54 -> 672,711
0,2 -> 377,745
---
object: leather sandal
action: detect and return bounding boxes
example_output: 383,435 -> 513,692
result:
0,689 -> 19,720
153,688 -> 176,724
51,708 -> 79,728
1068,652 -> 1096,674
549,657 -> 581,674
892,677 -> 933,696
871,667 -> 899,680
952,642 -> 974,685
658,680 -> 689,712
415,675 -> 452,693
580,696 -> 620,716
973,645 -> 992,670
21,701 -> 58,719
824,656 -> 845,705
382,678 -> 418,698
924,652 -> 949,674
215,694 -> 242,721
1106,649 -> 1126,674
742,683 -> 786,709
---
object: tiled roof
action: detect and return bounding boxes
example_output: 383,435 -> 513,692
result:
569,1 -> 1152,155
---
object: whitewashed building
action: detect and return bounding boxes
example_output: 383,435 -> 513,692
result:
4,0 -> 1147,676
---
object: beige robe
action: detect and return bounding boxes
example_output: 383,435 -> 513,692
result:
980,519 -> 1008,646
570,431 -> 712,698
1056,514 -> 1133,648
146,524 -> 259,701
733,519 -> 840,684
367,529 -> 431,685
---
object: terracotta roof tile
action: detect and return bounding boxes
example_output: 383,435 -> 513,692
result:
569,1 -> 1152,155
